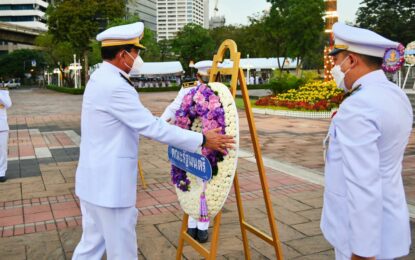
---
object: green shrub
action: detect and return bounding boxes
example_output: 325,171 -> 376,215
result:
47,85 -> 85,94
268,72 -> 303,95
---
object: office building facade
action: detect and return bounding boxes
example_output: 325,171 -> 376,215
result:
0,0 -> 50,31
126,0 -> 157,34
157,0 -> 209,41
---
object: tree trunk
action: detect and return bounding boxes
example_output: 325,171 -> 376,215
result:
296,56 -> 302,76
83,50 -> 89,87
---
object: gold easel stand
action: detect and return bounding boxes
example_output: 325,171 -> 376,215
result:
176,40 -> 284,259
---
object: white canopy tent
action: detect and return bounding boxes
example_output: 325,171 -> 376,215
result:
130,61 -> 184,77
194,58 -> 298,70
90,61 -> 184,77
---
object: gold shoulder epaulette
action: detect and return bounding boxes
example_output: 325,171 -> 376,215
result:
182,81 -> 197,88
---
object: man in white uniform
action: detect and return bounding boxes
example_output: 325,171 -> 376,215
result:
161,69 -> 210,243
72,22 -> 233,260
321,22 -> 412,260
0,86 -> 11,183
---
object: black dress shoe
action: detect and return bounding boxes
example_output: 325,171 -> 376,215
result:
187,228 -> 197,239
197,229 -> 209,243
0,176 -> 6,183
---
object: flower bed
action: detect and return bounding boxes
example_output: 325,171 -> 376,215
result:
171,82 -> 239,220
255,80 -> 343,111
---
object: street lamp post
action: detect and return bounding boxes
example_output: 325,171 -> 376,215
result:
73,54 -> 78,89
247,54 -> 250,84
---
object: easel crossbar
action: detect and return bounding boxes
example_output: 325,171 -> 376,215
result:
182,233 -> 210,258
241,221 -> 275,246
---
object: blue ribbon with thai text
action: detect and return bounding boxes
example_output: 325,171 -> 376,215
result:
168,146 -> 212,181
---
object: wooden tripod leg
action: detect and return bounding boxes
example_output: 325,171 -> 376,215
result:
138,160 -> 147,189
233,172 -> 251,260
208,212 -> 222,260
176,213 -> 189,260
176,212 -> 222,259
238,69 -> 284,259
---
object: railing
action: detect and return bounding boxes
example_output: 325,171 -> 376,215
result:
401,65 -> 415,90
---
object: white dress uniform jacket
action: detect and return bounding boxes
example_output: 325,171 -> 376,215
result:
76,62 -> 203,208
321,70 -> 412,258
0,89 -> 11,131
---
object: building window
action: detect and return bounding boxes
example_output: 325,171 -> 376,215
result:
0,16 -> 36,22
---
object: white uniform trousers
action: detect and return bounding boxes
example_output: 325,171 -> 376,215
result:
72,200 -> 138,260
188,216 -> 209,230
335,249 -> 394,260
0,131 -> 8,177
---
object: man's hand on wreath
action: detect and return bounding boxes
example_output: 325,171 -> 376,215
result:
204,128 -> 234,154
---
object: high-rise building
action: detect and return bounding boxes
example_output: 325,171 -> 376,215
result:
0,0 -> 50,31
126,0 -> 157,34
157,0 -> 209,41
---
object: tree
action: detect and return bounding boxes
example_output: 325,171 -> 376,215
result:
283,0 -> 325,72
35,32 -> 75,86
266,0 -> 325,72
355,0 -> 415,45
171,24 -> 215,75
47,0 -> 125,85
0,49 -> 46,83
158,39 -> 175,62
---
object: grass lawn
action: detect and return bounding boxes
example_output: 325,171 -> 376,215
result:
235,97 -> 290,111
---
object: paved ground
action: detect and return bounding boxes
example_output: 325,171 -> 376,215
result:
0,88 -> 414,259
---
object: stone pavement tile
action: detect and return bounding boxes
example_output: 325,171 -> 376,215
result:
260,205 -> 310,226
137,224 -> 177,259
138,211 -> 180,226
221,249 -> 268,260
271,194 -> 313,212
0,207 -> 22,218
296,208 -> 323,221
285,235 -> 332,255
300,197 -> 324,209
51,201 -> 80,219
58,226 -> 82,258
243,207 -> 306,243
292,221 -> 322,237
0,215 -> 24,226
26,236 -> 65,259
293,249 -> 335,260
287,190 -> 324,201
42,170 -> 66,185
237,233 -> 301,259
0,184 -> 22,202
0,230 -> 65,259
0,244 -> 26,259
21,180 -> 45,195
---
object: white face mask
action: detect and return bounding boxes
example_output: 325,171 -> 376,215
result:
124,51 -> 144,75
330,56 -> 351,92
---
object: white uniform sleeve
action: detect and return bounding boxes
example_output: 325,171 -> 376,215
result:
109,85 -> 202,152
0,90 -> 12,109
335,105 -> 382,257
160,87 -> 187,121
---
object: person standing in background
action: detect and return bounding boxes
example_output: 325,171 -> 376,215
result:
0,85 -> 11,182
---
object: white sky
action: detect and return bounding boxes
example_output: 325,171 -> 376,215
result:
209,0 -> 361,26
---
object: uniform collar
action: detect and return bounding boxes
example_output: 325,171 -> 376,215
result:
351,69 -> 387,90
102,61 -> 133,86
102,61 -> 130,79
